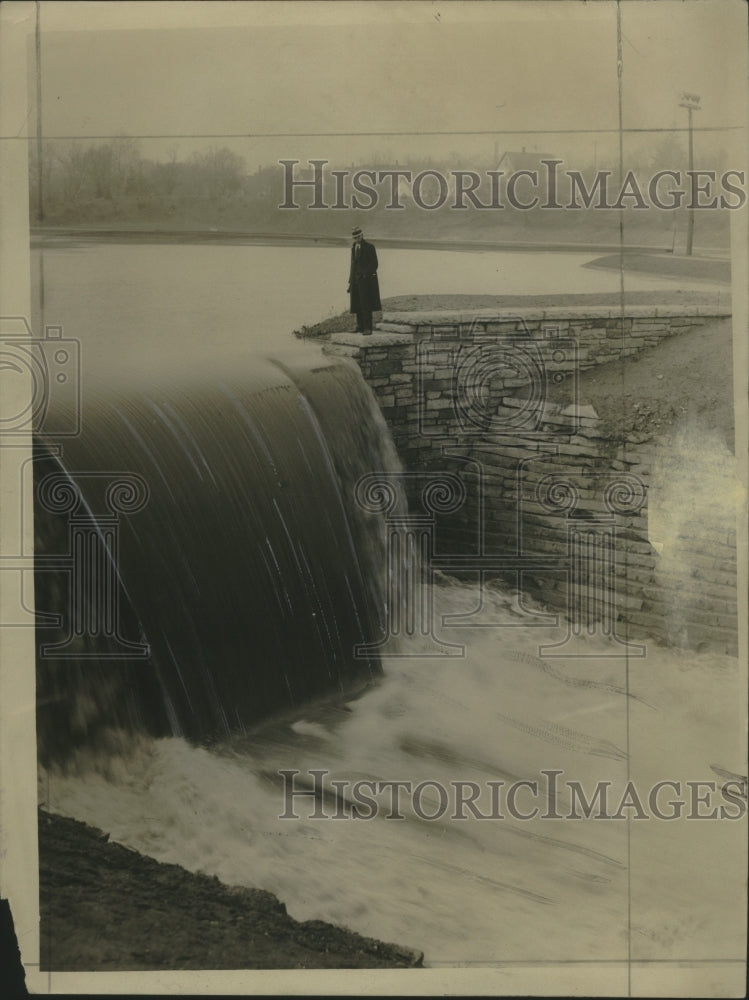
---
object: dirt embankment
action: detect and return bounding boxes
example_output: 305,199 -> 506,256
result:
38,810 -> 423,971
550,317 -> 734,449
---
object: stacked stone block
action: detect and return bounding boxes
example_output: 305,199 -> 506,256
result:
323,305 -> 737,655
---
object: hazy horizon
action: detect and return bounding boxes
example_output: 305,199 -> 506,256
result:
26,3 -> 745,171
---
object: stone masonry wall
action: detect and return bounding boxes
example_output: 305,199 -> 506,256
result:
323,305 -> 738,655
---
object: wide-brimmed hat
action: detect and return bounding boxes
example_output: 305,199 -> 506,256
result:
351,227 -> 363,237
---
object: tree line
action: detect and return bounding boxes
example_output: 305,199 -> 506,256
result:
26,135 -> 729,248
28,138 -> 263,223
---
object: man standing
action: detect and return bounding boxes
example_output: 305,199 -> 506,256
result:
347,226 -> 381,335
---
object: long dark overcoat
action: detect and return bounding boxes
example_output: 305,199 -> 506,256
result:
348,239 -> 382,314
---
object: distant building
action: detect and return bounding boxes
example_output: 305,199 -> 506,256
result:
495,148 -> 557,173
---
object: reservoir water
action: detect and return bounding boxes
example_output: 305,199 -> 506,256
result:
31,241 -> 728,380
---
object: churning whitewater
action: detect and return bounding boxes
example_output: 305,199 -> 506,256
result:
40,576 -> 743,965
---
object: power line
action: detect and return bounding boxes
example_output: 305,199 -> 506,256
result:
3,126 -> 741,141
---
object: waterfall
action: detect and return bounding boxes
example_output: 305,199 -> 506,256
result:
35,355 -> 398,763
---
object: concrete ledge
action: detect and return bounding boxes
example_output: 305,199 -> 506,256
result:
328,331 -> 414,347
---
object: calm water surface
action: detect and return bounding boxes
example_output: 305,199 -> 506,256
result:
31,242 -> 727,384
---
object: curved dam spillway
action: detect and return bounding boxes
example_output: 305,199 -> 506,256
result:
34,355 -> 392,763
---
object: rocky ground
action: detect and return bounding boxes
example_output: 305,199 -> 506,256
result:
550,316 -> 734,449
38,810 -> 423,971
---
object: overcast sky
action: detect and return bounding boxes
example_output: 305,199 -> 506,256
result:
23,0 -> 748,168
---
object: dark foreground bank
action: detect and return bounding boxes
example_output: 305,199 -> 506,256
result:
38,810 -> 423,971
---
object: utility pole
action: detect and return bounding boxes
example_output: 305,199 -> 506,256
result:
678,92 -> 701,256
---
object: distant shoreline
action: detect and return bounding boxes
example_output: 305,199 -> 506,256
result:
30,225 -> 686,256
